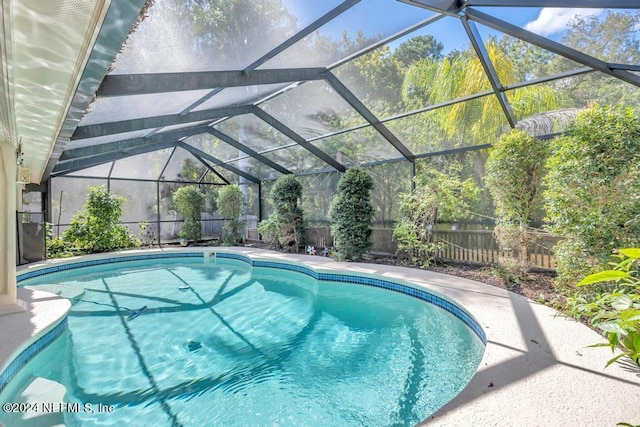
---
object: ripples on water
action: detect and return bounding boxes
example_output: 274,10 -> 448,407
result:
4,259 -> 484,426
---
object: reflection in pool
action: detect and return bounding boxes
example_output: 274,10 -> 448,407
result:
5,254 -> 485,426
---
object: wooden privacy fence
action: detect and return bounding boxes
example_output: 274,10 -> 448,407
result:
433,230 -> 560,270
247,226 -> 560,270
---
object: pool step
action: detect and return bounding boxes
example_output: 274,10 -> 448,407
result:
11,377 -> 67,427
24,284 -> 85,305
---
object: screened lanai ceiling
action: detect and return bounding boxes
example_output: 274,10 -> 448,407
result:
48,0 -> 640,184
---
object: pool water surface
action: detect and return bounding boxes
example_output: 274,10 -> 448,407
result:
4,256 -> 484,426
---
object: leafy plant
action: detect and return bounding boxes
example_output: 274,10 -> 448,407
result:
329,168 -> 374,262
218,184 -> 243,245
174,186 -> 204,244
393,164 -> 479,266
138,221 -> 155,246
543,104 -> 640,285
62,186 -> 139,253
567,248 -> 640,367
45,223 -> 74,258
486,129 -> 547,273
491,263 -> 522,289
257,215 -> 279,249
269,174 -> 305,252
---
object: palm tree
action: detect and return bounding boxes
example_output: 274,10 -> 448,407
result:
402,42 -> 560,150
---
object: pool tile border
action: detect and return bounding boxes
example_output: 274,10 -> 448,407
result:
0,318 -> 68,393
17,252 -> 202,282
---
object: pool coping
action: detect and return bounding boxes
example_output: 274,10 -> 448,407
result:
6,247 -> 640,426
0,289 -> 70,394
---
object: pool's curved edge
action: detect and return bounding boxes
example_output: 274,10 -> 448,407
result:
248,257 -> 487,345
0,297 -> 69,394
16,249 -> 486,345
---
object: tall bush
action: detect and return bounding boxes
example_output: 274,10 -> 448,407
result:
63,185 -> 139,253
261,174 -> 304,252
329,168 -> 374,261
174,186 -> 204,244
543,104 -> 640,284
486,129 -> 547,272
393,164 -> 479,266
218,184 -> 243,245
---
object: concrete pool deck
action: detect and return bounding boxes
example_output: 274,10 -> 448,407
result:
6,247 -> 640,426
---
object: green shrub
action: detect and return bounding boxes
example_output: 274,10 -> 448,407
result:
543,104 -> 640,285
45,223 -> 74,258
218,184 -> 243,245
257,215 -> 279,249
393,164 -> 479,266
329,168 -> 374,261
138,221 -> 155,246
486,129 -> 547,273
174,186 -> 205,244
62,186 -> 139,253
269,174 -> 304,252
566,248 -> 640,367
204,190 -> 218,213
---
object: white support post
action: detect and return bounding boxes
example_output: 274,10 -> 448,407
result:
0,142 -> 18,312
0,141 -> 20,314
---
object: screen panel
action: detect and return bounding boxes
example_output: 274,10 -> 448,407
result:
260,80 -> 366,139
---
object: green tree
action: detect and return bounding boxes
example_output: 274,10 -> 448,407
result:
497,35 -> 557,82
174,186 -> 204,243
403,43 -> 559,148
329,168 -> 374,261
486,129 -> 547,271
543,104 -> 640,284
218,184 -> 243,245
63,186 -> 139,253
392,34 -> 443,68
182,0 -> 297,66
555,11 -> 640,106
563,11 -> 640,65
179,158 -> 205,182
298,172 -> 340,223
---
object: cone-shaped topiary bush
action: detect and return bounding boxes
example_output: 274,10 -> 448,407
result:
219,184 -> 243,245
330,167 -> 374,261
270,174 -> 304,252
174,185 -> 204,244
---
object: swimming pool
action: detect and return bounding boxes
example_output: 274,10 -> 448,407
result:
4,251 -> 485,426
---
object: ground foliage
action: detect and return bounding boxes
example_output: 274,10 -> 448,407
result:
566,248 -> 640,367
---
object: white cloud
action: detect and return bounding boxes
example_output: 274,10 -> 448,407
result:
524,8 -> 604,37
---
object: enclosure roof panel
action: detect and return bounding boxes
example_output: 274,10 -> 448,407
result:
40,0 -> 640,183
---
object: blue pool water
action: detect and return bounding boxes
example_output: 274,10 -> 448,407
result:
4,256 -> 484,426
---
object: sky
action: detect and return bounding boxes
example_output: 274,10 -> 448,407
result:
283,0 -> 608,55
425,7 -> 607,54
521,7 -> 604,37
